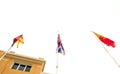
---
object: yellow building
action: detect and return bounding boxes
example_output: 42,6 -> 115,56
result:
0,50 -> 46,74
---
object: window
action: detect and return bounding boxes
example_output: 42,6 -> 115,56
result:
11,63 -> 19,69
25,65 -> 31,72
18,64 -> 25,71
11,62 -> 32,72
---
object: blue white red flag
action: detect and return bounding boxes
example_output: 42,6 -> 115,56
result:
56,34 -> 65,55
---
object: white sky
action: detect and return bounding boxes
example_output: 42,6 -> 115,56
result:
0,0 -> 120,74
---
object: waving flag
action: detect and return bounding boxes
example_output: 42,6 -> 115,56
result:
93,32 -> 115,48
56,34 -> 65,55
11,34 -> 24,48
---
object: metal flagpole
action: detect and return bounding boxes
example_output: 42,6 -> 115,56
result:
0,34 -> 23,61
56,27 -> 59,74
92,31 -> 120,68
0,46 -> 12,61
56,52 -> 58,74
101,44 -> 120,67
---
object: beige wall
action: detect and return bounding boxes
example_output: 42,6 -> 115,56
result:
0,50 -> 45,74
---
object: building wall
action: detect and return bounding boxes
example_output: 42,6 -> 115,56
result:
0,50 -> 45,74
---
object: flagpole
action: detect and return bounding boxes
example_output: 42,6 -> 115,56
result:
0,46 -> 12,61
91,31 -> 120,68
56,52 -> 58,74
101,44 -> 120,67
56,28 -> 59,74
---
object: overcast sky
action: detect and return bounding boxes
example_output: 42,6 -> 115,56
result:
0,0 -> 120,74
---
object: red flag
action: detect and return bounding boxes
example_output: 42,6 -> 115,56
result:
93,32 -> 115,48
11,34 -> 24,48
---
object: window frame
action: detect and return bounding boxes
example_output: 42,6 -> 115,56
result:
11,62 -> 32,72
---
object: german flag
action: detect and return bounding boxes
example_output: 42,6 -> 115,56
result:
11,34 -> 24,48
93,32 -> 115,48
